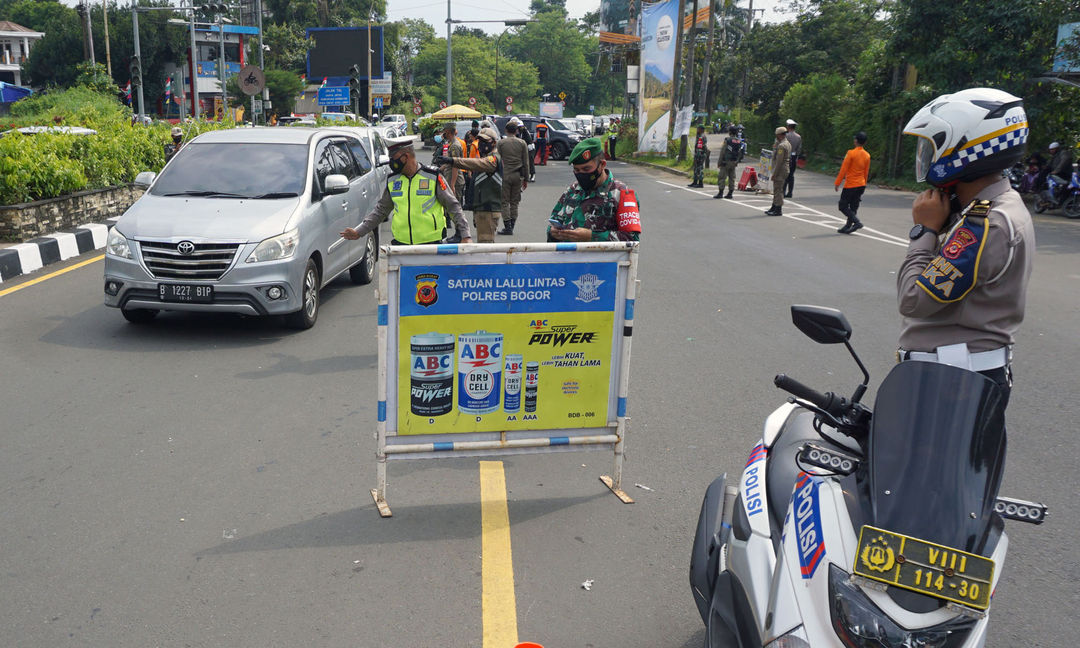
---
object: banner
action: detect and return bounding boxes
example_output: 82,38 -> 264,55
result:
672,105 -> 694,138
638,0 -> 678,153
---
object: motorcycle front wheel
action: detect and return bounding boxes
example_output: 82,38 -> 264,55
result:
1063,195 -> 1080,219
1034,199 -> 1049,214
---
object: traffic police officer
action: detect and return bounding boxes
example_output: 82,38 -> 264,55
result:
435,127 -> 503,242
547,138 -> 641,242
765,127 -> 791,216
897,88 -> 1034,408
341,138 -> 472,245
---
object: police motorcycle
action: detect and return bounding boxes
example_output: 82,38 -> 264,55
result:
690,305 -> 1047,648
1033,163 -> 1080,218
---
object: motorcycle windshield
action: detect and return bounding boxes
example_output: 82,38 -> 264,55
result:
869,361 -> 1007,554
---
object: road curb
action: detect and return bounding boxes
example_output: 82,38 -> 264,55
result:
622,158 -> 691,178
0,218 -> 116,283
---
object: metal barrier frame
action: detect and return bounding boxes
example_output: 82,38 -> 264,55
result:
371,241 -> 640,516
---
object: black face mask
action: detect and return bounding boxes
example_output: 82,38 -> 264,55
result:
389,157 -> 406,174
470,128 -> 480,138
173,136 -> 182,144
575,166 -> 603,191
479,140 -> 494,155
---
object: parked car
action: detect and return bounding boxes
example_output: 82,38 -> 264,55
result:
321,111 -> 369,126
494,115 -> 583,161
103,127 -> 385,329
380,114 -> 409,138
575,114 -> 597,135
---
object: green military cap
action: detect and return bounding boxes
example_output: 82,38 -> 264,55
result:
569,137 -> 604,165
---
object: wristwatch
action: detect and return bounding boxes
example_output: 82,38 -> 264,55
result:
909,224 -> 938,240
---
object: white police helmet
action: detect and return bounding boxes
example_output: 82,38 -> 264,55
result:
904,88 -> 1027,186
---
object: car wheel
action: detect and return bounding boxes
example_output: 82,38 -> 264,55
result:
285,258 -> 320,329
552,141 -> 569,160
350,233 -> 377,285
1063,195 -> 1080,219
121,307 -> 158,324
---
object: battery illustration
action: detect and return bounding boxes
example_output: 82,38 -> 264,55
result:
503,354 -> 523,413
458,331 -> 503,415
410,333 -> 455,416
524,361 -> 539,413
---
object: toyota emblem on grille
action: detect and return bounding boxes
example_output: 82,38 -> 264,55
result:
177,241 -> 196,255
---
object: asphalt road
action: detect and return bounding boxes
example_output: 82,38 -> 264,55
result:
1,159 -> 1077,648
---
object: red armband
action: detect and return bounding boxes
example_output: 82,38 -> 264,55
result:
616,188 -> 641,233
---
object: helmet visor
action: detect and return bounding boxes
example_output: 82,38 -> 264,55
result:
915,137 -> 935,183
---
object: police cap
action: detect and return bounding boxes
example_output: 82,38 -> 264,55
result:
569,137 -> 604,165
386,137 -> 415,156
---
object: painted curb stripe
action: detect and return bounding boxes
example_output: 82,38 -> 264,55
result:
480,461 -> 518,648
73,229 -> 96,254
0,220 -> 115,284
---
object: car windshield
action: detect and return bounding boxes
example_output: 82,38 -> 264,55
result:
869,361 -> 1007,555
151,142 -> 308,199
548,119 -> 569,130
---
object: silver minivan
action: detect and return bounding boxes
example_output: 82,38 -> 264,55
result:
103,127 -> 387,329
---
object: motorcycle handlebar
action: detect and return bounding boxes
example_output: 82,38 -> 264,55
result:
774,374 -> 847,418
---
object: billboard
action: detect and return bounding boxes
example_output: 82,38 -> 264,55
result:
601,0 -> 632,35
306,27 -> 385,83
638,0 -> 678,153
1052,22 -> 1080,73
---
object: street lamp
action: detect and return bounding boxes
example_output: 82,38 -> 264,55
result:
443,4 -> 536,106
494,20 -> 531,108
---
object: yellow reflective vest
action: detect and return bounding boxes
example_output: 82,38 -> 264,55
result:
387,168 -> 446,244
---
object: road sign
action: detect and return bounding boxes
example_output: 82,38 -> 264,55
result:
505,103 -> 513,113
558,91 -> 566,100
439,101 -> 447,109
373,97 -> 384,109
413,105 -> 423,115
505,95 -> 513,104
561,100 -> 566,107
468,96 -> 477,106
253,99 -> 263,114
370,72 -> 392,96
317,86 -> 351,106
413,96 -> 422,105
238,65 -> 265,96
589,104 -> 595,112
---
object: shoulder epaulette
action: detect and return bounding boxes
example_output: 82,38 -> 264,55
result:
964,199 -> 992,217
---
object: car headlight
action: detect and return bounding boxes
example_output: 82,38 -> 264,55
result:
247,228 -> 299,263
829,564 -> 975,648
106,228 -> 132,259
764,627 -> 811,647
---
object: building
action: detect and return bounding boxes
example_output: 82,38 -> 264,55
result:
172,23 -> 259,118
0,20 -> 44,87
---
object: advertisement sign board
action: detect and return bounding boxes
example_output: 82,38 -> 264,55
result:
638,0 -> 678,153
370,71 -> 392,95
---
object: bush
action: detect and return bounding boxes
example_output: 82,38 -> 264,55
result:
0,133 -> 89,204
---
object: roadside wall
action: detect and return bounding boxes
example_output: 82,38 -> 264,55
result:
0,185 -> 145,242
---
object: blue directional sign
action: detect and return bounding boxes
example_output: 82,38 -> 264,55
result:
373,97 -> 384,109
318,86 -> 351,106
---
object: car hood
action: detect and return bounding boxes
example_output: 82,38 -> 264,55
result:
117,194 -> 302,242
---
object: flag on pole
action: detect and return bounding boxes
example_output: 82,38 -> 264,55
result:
299,74 -> 307,100
124,80 -> 132,104
164,76 -> 172,104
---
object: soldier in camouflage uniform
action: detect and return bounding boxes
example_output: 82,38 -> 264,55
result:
547,138 -> 641,242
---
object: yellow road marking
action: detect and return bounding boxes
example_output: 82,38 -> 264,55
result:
480,461 -> 518,647
0,254 -> 104,299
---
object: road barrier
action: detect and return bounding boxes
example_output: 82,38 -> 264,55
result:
371,242 -> 640,516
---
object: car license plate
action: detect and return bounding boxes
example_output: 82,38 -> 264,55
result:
158,283 -> 213,303
854,525 -> 994,610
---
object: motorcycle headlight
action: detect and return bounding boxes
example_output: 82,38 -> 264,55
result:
829,565 -> 976,648
106,228 -> 132,259
247,228 -> 299,264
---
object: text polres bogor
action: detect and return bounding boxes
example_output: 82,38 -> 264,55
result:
450,276 -> 566,303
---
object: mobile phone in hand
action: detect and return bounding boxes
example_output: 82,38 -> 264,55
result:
548,218 -> 571,229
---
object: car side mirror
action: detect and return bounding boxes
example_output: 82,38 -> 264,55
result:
377,154 -> 390,166
134,171 -> 156,187
324,174 -> 350,195
791,305 -> 852,344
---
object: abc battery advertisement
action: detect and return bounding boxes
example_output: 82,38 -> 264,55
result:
396,261 -> 619,435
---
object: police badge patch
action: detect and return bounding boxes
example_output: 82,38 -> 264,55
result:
915,214 -> 988,303
415,273 -> 439,307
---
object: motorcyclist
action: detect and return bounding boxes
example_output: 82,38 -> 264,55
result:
898,88 -> 1035,409
164,126 -> 184,162
1046,141 -> 1074,198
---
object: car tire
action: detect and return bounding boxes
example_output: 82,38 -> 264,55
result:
285,258 -> 320,330
551,141 -> 569,161
121,307 -> 158,324
349,233 -> 377,285
1063,195 -> 1080,219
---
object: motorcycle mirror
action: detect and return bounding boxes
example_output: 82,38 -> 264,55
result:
791,305 -> 852,344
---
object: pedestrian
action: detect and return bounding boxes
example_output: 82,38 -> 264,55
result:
435,127 -> 502,242
535,118 -> 550,165
897,88 -> 1033,411
764,127 -> 791,215
688,124 -> 709,188
714,125 -> 741,199
164,126 -> 185,162
341,138 -> 472,245
607,118 -> 619,161
511,116 -> 537,182
547,137 -> 641,242
496,121 -> 530,235
411,118 -> 418,134
835,131 -> 871,234
436,123 -> 466,204
783,119 -> 802,198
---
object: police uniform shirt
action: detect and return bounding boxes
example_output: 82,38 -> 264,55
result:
786,131 -> 802,158
353,168 -> 472,242
897,177 -> 1035,353
497,135 -> 529,179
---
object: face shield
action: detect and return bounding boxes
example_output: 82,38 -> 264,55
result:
915,136 -> 936,183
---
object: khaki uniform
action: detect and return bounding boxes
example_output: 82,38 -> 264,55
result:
717,135 -> 740,195
898,178 -> 1034,354
770,138 -> 792,208
452,153 -> 502,243
497,135 -> 529,231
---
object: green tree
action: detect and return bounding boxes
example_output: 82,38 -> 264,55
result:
264,67 -> 307,116
503,10 -> 590,107
262,22 -> 309,73
263,0 -> 387,27
413,34 -> 539,112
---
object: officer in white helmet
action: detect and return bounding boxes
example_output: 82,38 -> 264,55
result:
897,87 -> 1035,409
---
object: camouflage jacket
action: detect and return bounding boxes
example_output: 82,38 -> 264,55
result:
547,171 -> 640,242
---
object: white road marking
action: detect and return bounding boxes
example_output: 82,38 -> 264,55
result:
655,179 -> 908,248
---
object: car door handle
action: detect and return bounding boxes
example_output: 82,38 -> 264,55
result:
341,201 -> 349,208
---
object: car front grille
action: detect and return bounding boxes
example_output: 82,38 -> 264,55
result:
139,240 -> 241,280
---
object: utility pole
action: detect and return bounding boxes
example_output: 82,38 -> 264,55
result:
698,0 -> 717,123
669,0 -> 686,115
445,0 -> 452,105
102,0 -> 112,76
257,0 -> 265,124
189,1 -> 200,119
684,0 -> 699,109
132,7 -> 144,122
218,15 -> 226,119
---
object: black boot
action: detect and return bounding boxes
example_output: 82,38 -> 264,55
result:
497,219 -> 515,235
724,192 -> 733,199
714,191 -> 723,199
837,219 -> 853,233
847,220 -> 863,233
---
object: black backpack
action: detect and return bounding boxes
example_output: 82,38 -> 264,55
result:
723,137 -> 742,162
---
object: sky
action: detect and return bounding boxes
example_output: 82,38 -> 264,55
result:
386,0 -> 796,35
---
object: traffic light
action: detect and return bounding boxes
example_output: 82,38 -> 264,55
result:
199,3 -> 229,14
129,56 -> 142,83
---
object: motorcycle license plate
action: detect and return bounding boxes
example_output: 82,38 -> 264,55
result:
853,525 -> 994,610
